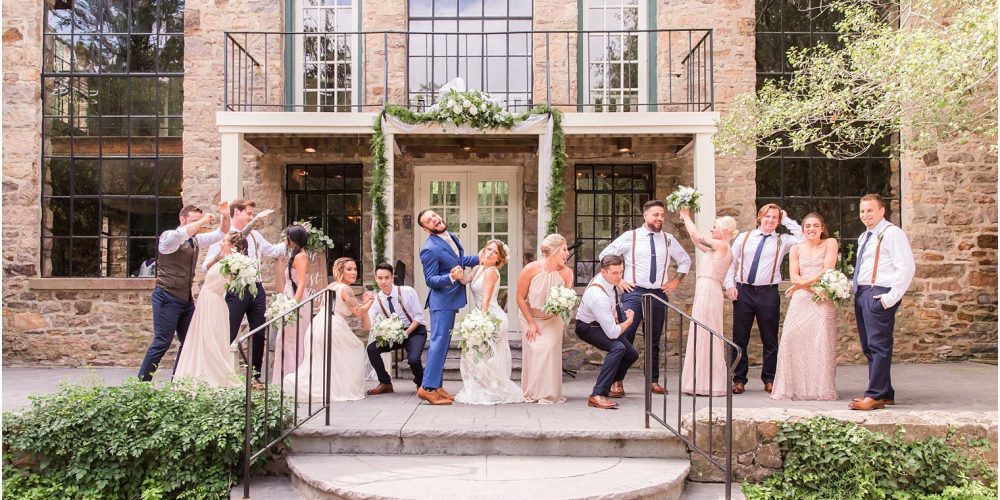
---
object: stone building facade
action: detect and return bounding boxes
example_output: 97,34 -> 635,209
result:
3,0 -> 996,369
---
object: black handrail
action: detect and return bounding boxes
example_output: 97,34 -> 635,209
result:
641,292 -> 742,500
237,286 -> 336,499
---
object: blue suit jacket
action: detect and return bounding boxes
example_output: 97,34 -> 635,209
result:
421,233 -> 479,312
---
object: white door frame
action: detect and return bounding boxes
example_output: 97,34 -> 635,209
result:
414,165 -> 523,334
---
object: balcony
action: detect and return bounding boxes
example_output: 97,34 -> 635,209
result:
222,29 -> 714,113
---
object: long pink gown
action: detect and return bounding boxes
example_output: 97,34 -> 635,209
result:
681,250 -> 733,396
174,264 -> 238,387
771,254 -> 839,400
518,268 -> 568,404
270,265 -> 312,384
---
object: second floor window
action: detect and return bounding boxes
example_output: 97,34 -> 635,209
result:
298,0 -> 357,111
584,0 -> 643,112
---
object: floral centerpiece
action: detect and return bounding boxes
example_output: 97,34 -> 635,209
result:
665,185 -> 702,213
371,314 -> 407,349
542,285 -> 580,323
219,253 -> 258,300
811,269 -> 852,303
265,294 -> 299,323
454,309 -> 502,361
425,89 -> 518,130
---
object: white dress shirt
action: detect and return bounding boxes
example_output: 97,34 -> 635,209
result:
599,227 -> 692,288
158,226 -> 224,255
202,226 -> 287,273
724,216 -> 804,289
368,285 -> 427,327
576,274 -> 622,339
853,219 -> 915,308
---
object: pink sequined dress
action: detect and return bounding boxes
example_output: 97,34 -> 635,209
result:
681,250 -> 733,396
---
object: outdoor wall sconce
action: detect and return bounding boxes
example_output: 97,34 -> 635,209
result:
459,138 -> 475,152
303,138 -> 318,153
615,137 -> 632,153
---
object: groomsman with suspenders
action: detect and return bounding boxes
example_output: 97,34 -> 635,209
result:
849,194 -> 914,411
599,200 -> 691,397
724,203 -> 803,394
366,262 -> 428,396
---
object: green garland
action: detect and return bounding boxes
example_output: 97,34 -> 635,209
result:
368,97 -> 567,265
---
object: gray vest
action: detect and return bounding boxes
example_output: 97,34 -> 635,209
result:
155,237 -> 199,301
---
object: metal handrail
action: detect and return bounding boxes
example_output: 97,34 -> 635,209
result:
238,286 -> 336,499
641,292 -> 742,500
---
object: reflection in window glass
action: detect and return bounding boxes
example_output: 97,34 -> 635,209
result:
300,1 -> 356,112
41,0 -> 184,277
586,0 -> 642,112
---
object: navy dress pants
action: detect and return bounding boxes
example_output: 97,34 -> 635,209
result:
138,287 -> 195,381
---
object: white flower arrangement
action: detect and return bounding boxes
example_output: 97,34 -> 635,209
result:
454,309 -> 502,361
542,285 -> 580,324
265,294 -> 299,323
425,89 -> 519,130
665,185 -> 702,213
811,269 -> 852,303
371,313 -> 408,349
218,253 -> 259,300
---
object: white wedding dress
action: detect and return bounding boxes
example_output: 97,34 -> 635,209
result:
455,267 -> 524,405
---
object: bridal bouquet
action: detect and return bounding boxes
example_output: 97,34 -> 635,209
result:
265,294 -> 299,323
665,185 -> 702,213
811,269 -> 852,303
542,285 -> 580,323
219,253 -> 258,300
371,313 -> 407,349
454,309 -> 502,361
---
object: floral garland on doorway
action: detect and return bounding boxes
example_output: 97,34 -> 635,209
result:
368,90 -> 567,265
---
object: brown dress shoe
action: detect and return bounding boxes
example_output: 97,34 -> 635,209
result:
852,396 -> 895,405
732,383 -> 745,394
608,381 -> 625,398
588,395 -> 619,409
417,387 -> 453,405
650,383 -> 667,395
436,388 -> 456,401
367,383 -> 394,396
849,397 -> 886,411
764,383 -> 774,394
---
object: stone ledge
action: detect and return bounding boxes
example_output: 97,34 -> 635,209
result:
27,278 -> 156,291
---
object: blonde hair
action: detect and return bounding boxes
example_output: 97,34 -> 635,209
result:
860,193 -> 886,208
331,257 -> 355,282
716,216 -> 739,240
485,239 -> 509,268
756,203 -> 782,225
539,234 -> 567,257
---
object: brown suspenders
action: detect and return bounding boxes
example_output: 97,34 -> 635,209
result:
587,282 -> 618,318
737,231 -> 782,284
629,229 -> 670,285
869,228 -> 888,285
376,286 -> 414,323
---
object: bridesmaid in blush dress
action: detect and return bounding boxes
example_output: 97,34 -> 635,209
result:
771,212 -> 840,401
516,234 -> 574,404
173,232 -> 248,388
270,225 -> 312,384
678,208 -> 738,396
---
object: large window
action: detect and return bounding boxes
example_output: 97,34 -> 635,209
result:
286,165 -> 364,280
42,0 -> 184,277
297,0 -> 357,111
584,0 -> 643,112
755,0 -> 900,247
407,0 -> 533,111
573,164 -> 653,285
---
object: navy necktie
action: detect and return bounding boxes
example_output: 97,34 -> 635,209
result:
613,287 -> 623,322
746,234 -> 771,284
187,238 -> 195,248
648,233 -> 657,284
386,296 -> 396,314
853,231 -> 873,290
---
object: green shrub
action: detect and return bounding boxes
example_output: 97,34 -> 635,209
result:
743,417 -> 998,500
3,378 -> 291,499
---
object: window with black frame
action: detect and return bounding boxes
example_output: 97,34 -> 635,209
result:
407,0 -> 533,112
573,164 -> 653,286
286,164 -> 364,281
755,0 -> 900,263
41,0 -> 184,277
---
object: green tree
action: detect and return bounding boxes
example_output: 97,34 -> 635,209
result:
716,0 -> 997,160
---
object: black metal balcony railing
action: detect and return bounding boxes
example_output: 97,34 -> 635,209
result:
223,29 -> 714,113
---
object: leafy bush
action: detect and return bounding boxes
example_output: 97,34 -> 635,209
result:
3,378 -> 291,499
743,417 -> 997,500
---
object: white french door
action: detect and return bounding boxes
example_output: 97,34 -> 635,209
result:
414,166 -> 522,336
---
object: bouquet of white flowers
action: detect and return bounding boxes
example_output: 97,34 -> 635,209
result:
811,269 -> 852,303
219,253 -> 258,300
425,89 -> 518,130
371,313 -> 408,349
454,309 -> 502,360
665,185 -> 702,213
542,285 -> 580,323
265,294 -> 299,322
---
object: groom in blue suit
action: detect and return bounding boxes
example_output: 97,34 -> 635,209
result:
416,209 -> 480,405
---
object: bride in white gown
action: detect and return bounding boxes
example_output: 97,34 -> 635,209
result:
455,240 -> 524,405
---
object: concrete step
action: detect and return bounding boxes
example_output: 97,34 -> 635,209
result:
289,426 -> 688,459
390,340 -> 523,381
288,454 -> 690,500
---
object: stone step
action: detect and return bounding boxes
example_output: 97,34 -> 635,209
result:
287,454 -> 690,500
389,340 -> 523,381
289,426 -> 688,459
